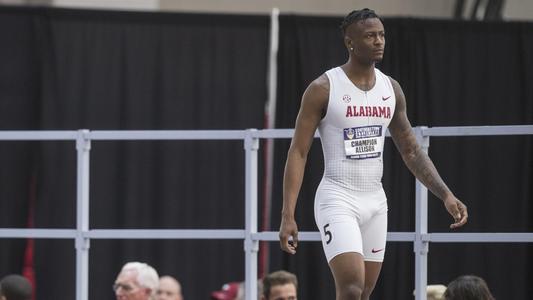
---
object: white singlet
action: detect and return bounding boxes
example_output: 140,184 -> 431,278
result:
314,66 -> 396,262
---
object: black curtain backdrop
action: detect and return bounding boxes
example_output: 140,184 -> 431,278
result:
271,15 -> 533,300
0,6 -> 532,300
0,6 -> 269,300
0,8 -> 40,277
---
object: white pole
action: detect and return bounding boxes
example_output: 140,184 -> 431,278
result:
244,129 -> 259,300
414,127 -> 429,300
75,130 -> 91,300
261,6 -> 280,276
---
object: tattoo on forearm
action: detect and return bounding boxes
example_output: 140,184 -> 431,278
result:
406,147 -> 450,200
393,127 -> 450,201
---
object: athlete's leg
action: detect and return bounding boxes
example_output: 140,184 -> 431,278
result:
360,210 -> 387,299
362,261 -> 382,300
314,180 -> 369,300
316,206 -> 366,300
329,252 -> 365,300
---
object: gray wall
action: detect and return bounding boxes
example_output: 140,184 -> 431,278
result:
159,0 -> 455,18
1,0 -> 533,20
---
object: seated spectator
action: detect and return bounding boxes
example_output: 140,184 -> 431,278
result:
444,275 -> 495,300
113,261 -> 159,300
156,275 -> 183,300
211,279 -> 264,300
261,270 -> 297,300
211,282 -> 241,300
0,274 -> 32,300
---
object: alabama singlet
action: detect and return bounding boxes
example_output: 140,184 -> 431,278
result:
314,66 -> 396,262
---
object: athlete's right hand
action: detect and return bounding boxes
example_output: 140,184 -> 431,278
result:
279,216 -> 299,254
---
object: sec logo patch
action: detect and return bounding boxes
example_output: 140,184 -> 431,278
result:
342,94 -> 351,103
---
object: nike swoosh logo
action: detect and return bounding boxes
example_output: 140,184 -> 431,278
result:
382,96 -> 391,101
371,248 -> 384,253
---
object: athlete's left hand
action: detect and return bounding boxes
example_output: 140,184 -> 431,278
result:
444,195 -> 468,229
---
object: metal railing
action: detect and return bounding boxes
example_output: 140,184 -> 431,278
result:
0,125 -> 532,300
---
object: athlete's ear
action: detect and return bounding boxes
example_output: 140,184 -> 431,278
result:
344,37 -> 354,52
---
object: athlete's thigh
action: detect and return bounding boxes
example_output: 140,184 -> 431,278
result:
315,203 -> 363,262
364,261 -> 383,291
361,210 -> 387,262
329,252 -> 365,288
360,212 -> 387,296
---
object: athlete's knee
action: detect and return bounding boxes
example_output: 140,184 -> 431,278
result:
338,282 -> 364,300
361,284 -> 376,300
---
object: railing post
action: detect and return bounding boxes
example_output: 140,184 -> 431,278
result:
414,126 -> 429,300
244,129 -> 259,300
76,130 -> 91,300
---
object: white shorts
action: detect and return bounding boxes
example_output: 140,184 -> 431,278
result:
314,178 -> 388,263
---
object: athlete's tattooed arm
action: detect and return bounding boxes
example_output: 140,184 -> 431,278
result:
388,77 -> 468,229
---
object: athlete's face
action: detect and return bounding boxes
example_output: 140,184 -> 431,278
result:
345,18 -> 385,64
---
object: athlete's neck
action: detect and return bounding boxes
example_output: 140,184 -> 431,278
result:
342,58 -> 376,91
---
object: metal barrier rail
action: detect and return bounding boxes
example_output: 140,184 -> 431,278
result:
0,125 -> 532,300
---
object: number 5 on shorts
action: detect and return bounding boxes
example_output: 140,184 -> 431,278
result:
323,223 -> 332,244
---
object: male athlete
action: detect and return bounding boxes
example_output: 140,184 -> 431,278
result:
279,8 -> 468,300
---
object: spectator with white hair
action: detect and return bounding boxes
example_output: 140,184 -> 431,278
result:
113,261 -> 159,300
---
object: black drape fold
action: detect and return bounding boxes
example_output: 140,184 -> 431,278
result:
1,6 -> 269,299
0,7 -> 40,277
0,6 -> 532,300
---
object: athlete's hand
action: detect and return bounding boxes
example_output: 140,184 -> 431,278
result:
444,195 -> 468,229
279,216 -> 299,254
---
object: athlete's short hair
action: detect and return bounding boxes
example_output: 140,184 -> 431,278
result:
340,8 -> 382,35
